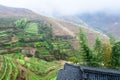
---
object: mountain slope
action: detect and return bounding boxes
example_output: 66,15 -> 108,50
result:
36,14 -> 109,49
56,12 -> 120,40
0,5 -> 109,49
0,5 -> 39,18
78,12 -> 120,40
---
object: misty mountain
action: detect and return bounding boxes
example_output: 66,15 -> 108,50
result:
55,12 -> 120,40
0,5 -> 109,49
79,12 -> 120,40
0,5 -> 39,19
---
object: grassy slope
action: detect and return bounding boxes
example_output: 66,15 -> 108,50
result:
25,23 -> 38,34
0,54 -> 62,80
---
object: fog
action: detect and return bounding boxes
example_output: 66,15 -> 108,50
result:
0,0 -> 120,16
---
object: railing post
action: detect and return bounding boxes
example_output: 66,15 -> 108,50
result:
86,73 -> 90,80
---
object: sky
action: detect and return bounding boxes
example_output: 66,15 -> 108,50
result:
0,0 -> 120,16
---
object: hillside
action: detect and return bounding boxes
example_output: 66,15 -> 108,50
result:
0,18 -> 73,80
55,12 -> 120,40
0,5 -> 117,80
0,5 -> 39,18
44,18 -> 109,48
78,12 -> 120,40
0,5 -> 109,49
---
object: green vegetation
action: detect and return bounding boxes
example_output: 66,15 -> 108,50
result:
77,27 -> 120,69
111,42 -> 120,69
0,18 -> 120,80
102,42 -> 112,68
0,33 -> 8,37
0,18 -> 74,79
25,23 -> 38,34
79,28 -> 93,66
14,18 -> 27,29
0,54 -> 61,80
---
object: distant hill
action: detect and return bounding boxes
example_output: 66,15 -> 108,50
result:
0,5 -> 109,49
55,12 -> 120,40
0,5 -> 39,18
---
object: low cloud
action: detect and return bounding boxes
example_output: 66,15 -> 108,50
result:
0,0 -> 120,15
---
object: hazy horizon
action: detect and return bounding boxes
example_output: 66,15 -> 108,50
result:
0,0 -> 120,16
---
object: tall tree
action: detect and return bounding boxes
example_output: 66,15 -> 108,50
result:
102,42 -> 112,68
94,37 -> 103,56
94,37 -> 102,51
93,37 -> 103,67
79,28 -> 93,66
111,42 -> 120,69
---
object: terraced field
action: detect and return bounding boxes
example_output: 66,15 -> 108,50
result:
0,18 -> 70,80
0,56 -> 19,80
25,23 -> 39,34
0,54 -> 63,80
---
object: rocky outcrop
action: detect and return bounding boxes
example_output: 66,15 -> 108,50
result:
21,47 -> 36,57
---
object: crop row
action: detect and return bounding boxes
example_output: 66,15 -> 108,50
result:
0,56 -> 19,80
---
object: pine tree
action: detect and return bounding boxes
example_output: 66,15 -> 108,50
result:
94,37 -> 102,51
94,37 -> 103,56
93,37 -> 103,67
111,42 -> 120,69
79,28 -> 93,66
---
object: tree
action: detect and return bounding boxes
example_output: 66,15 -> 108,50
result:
102,42 -> 112,68
14,18 -> 27,29
94,37 -> 102,52
38,24 -> 53,40
93,37 -> 103,67
79,28 -> 93,66
111,41 -> 120,69
109,35 -> 116,45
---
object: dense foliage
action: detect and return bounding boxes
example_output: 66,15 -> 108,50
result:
111,42 -> 120,69
78,28 -> 120,69
79,28 -> 93,66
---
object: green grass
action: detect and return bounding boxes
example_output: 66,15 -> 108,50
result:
5,59 -> 12,80
0,33 -> 8,37
11,61 -> 18,80
24,57 -> 62,80
50,77 -> 57,80
25,23 -> 38,34
0,30 -> 8,34
0,56 -> 8,80
37,49 -> 50,56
